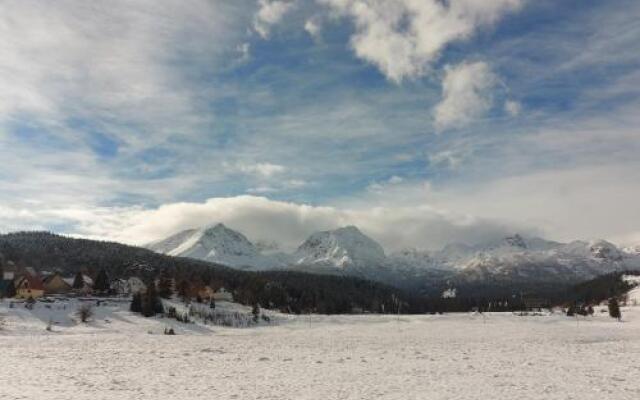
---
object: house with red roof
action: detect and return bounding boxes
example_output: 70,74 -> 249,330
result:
14,272 -> 45,299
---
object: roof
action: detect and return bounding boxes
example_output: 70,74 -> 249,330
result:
82,275 -> 94,285
17,273 -> 44,291
64,274 -> 94,287
43,273 -> 72,287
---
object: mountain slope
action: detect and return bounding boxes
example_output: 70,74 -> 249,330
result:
293,226 -> 386,270
147,224 -> 288,270
147,224 -> 640,295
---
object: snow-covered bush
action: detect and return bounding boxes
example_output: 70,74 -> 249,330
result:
76,304 -> 94,323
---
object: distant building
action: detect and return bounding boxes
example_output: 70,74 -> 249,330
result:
65,273 -> 94,295
212,287 -> 234,302
197,285 -> 215,301
127,277 -> 147,295
110,278 -> 129,296
43,272 -> 73,295
442,288 -> 457,299
14,272 -> 45,299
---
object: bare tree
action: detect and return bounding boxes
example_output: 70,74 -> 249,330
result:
76,303 -> 94,323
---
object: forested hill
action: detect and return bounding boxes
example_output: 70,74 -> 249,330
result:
0,231 -> 408,314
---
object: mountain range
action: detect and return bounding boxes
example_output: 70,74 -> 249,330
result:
147,224 -> 640,294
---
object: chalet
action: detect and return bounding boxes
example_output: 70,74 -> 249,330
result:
110,278 -> 128,296
65,273 -> 94,295
43,272 -> 72,295
213,287 -> 234,302
14,272 -> 45,299
127,277 -> 147,294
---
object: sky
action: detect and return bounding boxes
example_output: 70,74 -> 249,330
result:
1,0 -> 639,252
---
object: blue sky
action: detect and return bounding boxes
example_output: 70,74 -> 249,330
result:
1,0 -> 639,250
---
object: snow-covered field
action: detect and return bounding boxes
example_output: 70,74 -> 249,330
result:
2,300 -> 640,400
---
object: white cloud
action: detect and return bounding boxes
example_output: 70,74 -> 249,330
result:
0,0 -> 246,148
367,175 -> 405,192
39,195 -> 523,252
428,149 -> 470,170
237,162 -> 286,178
318,0 -> 523,82
285,179 -> 308,188
434,61 -> 497,130
254,0 -> 296,39
435,163 -> 640,245
304,17 -> 322,40
504,99 -> 522,116
236,42 -> 251,64
247,186 -> 278,194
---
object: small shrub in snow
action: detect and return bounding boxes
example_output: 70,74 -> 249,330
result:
163,327 -> 175,335
76,304 -> 94,323
25,297 -> 35,310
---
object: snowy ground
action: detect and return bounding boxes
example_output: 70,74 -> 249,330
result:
2,300 -> 640,400
623,274 -> 640,305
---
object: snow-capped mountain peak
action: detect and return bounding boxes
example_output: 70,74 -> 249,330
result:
503,234 -> 527,249
293,225 -> 386,269
148,225 -> 640,289
588,239 -> 623,261
147,223 -> 285,270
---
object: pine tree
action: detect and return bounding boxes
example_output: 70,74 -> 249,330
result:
157,274 -> 173,299
142,282 -> 164,317
210,297 -> 216,309
177,280 -> 190,302
130,292 -> 142,313
93,269 -> 110,295
251,302 -> 260,323
608,297 -> 622,321
72,271 -> 85,290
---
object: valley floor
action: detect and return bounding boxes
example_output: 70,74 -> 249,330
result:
1,301 -> 640,399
